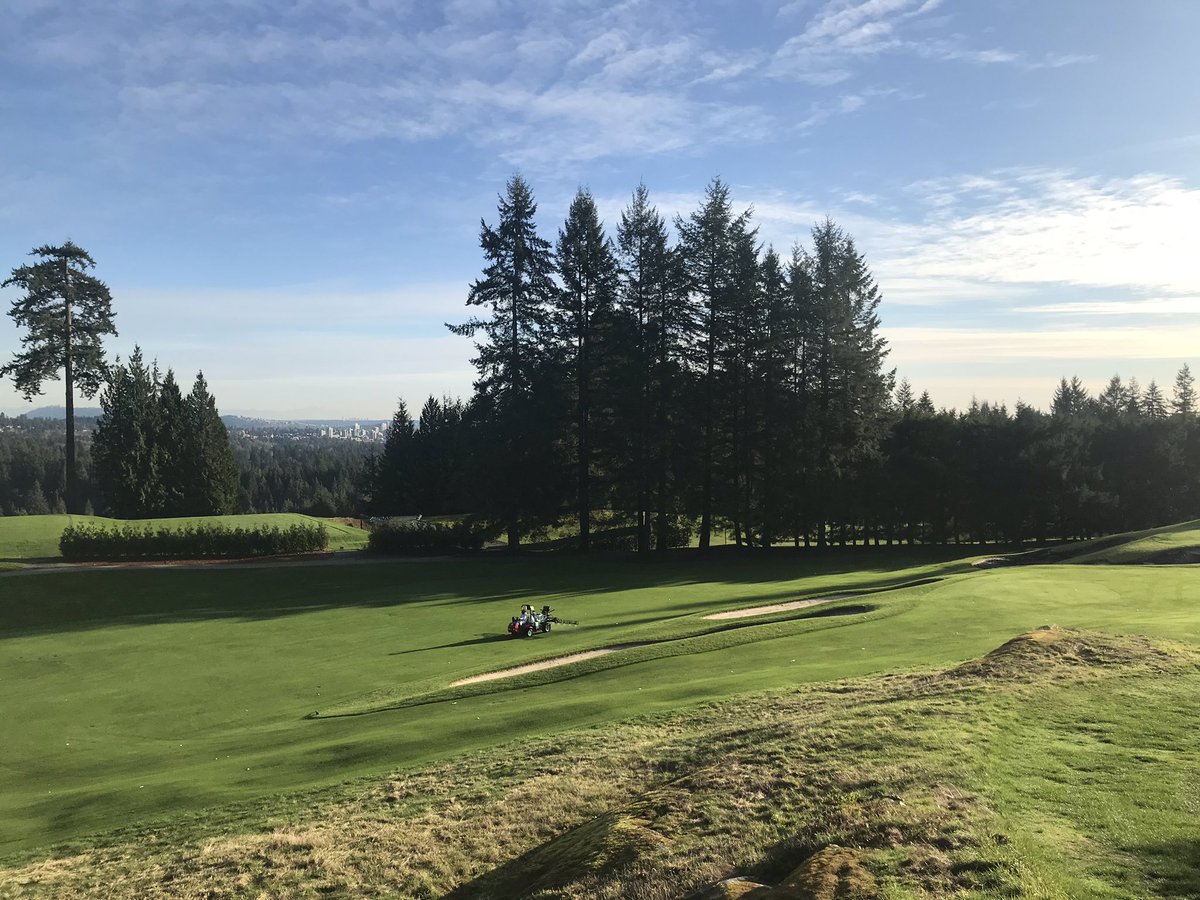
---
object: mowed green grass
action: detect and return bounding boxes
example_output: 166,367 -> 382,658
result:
0,513 -> 369,559
1,538 -> 1198,865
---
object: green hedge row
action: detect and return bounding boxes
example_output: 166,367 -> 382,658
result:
368,520 -> 484,555
59,522 -> 328,561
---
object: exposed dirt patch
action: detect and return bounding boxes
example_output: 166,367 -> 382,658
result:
451,644 -> 652,686
703,595 -> 856,620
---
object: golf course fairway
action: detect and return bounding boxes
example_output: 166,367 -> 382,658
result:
1,527 -> 1198,897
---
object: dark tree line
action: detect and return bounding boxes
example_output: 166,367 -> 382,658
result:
874,370 -> 1199,545
366,175 -> 894,550
363,175 -> 1200,551
235,436 -> 372,516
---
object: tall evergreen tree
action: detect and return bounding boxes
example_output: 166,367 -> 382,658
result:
1173,364 -> 1196,418
1052,376 -> 1090,416
372,400 -> 416,514
615,184 -> 692,551
1,242 -> 117,512
448,174 -> 563,550
554,188 -> 620,550
156,368 -> 187,515
93,347 -> 160,518
1143,380 -> 1168,419
181,372 -> 238,515
411,395 -> 470,515
1096,374 -> 1129,418
1126,376 -> 1142,416
722,211 -> 762,546
755,246 -> 797,548
805,218 -> 893,546
675,178 -> 744,551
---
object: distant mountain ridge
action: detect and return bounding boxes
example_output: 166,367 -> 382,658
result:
8,406 -> 104,419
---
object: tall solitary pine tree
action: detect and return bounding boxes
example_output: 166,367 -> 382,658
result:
1,242 -> 117,512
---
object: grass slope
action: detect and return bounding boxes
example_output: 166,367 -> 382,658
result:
1015,518 -> 1200,565
3,629 -> 1197,898
1,540 -> 1198,860
0,513 -> 368,560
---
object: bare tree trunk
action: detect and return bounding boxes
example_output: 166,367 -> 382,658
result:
63,263 -> 77,514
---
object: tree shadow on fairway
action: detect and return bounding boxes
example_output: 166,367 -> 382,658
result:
1132,838 -> 1200,898
0,548 -> 961,639
389,633 -> 511,654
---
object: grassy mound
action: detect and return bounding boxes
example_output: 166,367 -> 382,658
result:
0,513 -> 368,560
4,628 -> 1196,898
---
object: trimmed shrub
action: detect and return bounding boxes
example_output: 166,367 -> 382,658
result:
59,522 -> 328,561
368,520 -> 484,555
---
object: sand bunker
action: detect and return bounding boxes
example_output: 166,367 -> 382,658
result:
702,593 -> 857,620
453,594 -> 864,686
452,643 -> 650,686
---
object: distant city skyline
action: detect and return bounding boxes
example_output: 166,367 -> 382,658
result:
2,0 -> 1198,418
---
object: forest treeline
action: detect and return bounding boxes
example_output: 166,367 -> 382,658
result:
3,176 -> 1197,545
365,175 -> 1200,548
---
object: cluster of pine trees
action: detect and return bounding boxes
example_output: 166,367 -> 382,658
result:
92,347 -> 239,517
364,175 -> 1200,550
368,396 -> 470,517
871,368 -> 1199,545
368,175 -> 893,550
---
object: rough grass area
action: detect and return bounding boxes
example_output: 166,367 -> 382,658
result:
0,513 -> 368,560
3,629 -> 1196,899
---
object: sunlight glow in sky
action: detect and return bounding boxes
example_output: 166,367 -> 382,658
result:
2,0 -> 1197,417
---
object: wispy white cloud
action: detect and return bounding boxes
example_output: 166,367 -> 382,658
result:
1019,297 -> 1200,317
886,324 -> 1200,362
770,0 -> 1093,81
5,0 -> 1093,175
892,170 -> 1200,298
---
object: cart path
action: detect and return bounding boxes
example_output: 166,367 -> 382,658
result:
702,593 -> 858,620
452,643 -> 653,686
0,552 -> 444,576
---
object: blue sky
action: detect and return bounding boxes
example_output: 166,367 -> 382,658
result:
2,0 -> 1198,418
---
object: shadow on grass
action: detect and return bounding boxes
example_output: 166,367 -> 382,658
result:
312,604 -> 882,718
0,547 -> 966,640
1134,838 -> 1200,898
389,633 -> 513,654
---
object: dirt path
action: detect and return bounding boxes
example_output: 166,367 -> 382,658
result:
702,593 -> 858,620
452,643 -> 651,686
